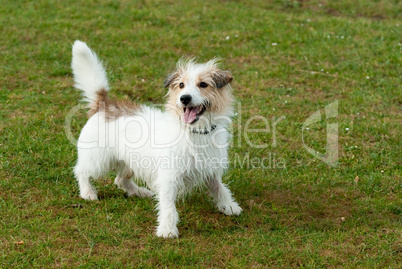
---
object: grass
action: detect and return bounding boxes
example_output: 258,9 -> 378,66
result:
0,0 -> 401,267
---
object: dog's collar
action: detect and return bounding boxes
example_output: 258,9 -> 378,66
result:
190,125 -> 217,135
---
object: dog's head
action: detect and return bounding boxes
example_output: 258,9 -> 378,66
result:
164,58 -> 234,128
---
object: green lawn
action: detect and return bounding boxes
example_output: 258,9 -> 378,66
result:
0,0 -> 401,267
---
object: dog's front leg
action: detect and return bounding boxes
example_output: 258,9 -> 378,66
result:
207,176 -> 242,216
156,178 -> 179,238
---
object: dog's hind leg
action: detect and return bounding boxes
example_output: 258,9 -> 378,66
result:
74,170 -> 99,201
207,176 -> 242,216
114,164 -> 153,198
74,149 -> 108,201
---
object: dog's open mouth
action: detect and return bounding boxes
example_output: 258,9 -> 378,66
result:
183,105 -> 205,124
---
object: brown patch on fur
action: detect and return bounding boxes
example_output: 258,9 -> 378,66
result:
197,72 -> 234,114
212,70 -> 233,88
88,89 -> 140,121
163,72 -> 179,88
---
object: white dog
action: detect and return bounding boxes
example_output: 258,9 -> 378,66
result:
71,41 -> 242,238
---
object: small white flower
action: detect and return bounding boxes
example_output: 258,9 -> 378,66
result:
226,36 -> 230,40
306,127 -> 310,130
327,35 -> 330,38
272,43 -> 277,46
341,36 -> 344,39
366,76 -> 370,79
357,112 -> 360,115
284,100 -> 288,104
320,69 -> 324,72
345,128 -> 349,131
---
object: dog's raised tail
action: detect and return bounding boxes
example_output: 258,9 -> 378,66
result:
71,40 -> 109,105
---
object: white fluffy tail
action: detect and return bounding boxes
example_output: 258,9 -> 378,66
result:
71,40 -> 109,104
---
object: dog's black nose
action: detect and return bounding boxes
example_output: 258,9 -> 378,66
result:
180,95 -> 192,105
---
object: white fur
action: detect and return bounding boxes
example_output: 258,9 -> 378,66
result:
71,40 -> 109,104
71,41 -> 242,238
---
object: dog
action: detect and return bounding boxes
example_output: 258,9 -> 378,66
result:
71,40 -> 242,238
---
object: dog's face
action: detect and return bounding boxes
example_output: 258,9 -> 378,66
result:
164,59 -> 234,126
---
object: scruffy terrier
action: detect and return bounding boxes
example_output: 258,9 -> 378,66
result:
71,41 -> 242,238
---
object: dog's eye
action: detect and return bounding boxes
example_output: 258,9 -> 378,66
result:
199,82 -> 208,88
179,83 -> 185,89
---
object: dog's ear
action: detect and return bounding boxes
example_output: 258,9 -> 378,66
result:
212,70 -> 233,88
163,72 -> 179,89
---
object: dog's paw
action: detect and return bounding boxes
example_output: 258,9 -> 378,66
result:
217,202 -> 242,216
156,225 -> 179,239
127,187 -> 154,198
80,190 -> 98,201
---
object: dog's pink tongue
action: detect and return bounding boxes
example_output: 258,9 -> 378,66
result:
183,107 -> 197,124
